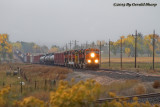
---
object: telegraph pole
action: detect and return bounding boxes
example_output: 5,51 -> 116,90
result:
81,44 -> 83,49
86,41 -> 88,49
68,41 -> 73,50
109,39 -> 110,67
74,40 -> 79,49
135,30 -> 137,68
120,37 -> 122,69
100,41 -> 101,67
153,30 -> 155,70
66,44 -> 68,51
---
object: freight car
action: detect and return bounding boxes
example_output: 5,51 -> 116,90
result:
40,53 -> 54,65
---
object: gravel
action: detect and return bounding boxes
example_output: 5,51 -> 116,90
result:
74,69 -> 160,82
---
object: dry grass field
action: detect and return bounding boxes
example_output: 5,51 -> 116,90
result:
0,63 -> 72,102
20,64 -> 72,81
101,57 -> 160,72
1,63 -> 160,106
101,57 -> 160,63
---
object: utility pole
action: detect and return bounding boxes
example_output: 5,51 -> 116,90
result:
100,41 -> 101,67
68,41 -> 73,50
73,40 -> 79,50
109,39 -> 110,67
120,37 -> 122,69
86,41 -> 88,49
66,44 -> 68,51
153,30 -> 155,70
81,44 -> 83,49
134,30 -> 137,68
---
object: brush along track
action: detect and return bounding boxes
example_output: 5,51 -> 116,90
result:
74,68 -> 160,82
96,93 -> 160,104
26,64 -> 160,82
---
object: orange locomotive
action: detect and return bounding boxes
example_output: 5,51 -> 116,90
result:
64,48 -> 100,69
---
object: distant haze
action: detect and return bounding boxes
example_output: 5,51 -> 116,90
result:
0,0 -> 160,47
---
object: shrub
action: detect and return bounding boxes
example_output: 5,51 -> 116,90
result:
13,96 -> 45,107
50,79 -> 101,107
153,80 -> 160,89
0,86 -> 11,107
135,84 -> 146,95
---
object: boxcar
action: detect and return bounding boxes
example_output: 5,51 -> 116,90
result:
32,55 -> 42,64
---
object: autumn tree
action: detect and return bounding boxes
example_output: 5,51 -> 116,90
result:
48,45 -> 59,53
96,40 -> 105,46
0,34 -> 13,61
12,41 -> 22,51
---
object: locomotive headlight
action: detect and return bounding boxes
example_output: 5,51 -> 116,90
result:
95,59 -> 99,63
91,53 -> 95,58
87,59 -> 91,63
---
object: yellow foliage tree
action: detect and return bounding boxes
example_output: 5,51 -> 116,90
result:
125,48 -> 131,57
12,42 -> 22,50
0,34 -> 13,60
48,46 -> 59,53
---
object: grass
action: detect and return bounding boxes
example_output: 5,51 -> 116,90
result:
100,80 -> 140,97
1,63 -> 160,105
101,62 -> 160,69
134,84 -> 146,95
100,79 -> 159,98
101,57 -> 160,63
20,64 -> 72,81
1,63 -> 160,106
101,56 -> 160,73
0,63 -> 72,102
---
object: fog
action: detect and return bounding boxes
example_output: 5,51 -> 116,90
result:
0,0 -> 160,47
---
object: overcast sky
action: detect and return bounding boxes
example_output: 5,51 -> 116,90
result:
0,0 -> 160,47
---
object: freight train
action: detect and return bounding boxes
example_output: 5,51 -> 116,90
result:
16,48 -> 100,69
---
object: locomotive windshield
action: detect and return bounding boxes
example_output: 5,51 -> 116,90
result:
94,51 -> 99,54
86,50 -> 99,54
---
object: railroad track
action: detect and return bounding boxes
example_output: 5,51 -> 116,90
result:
74,68 -> 160,82
96,93 -> 160,104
